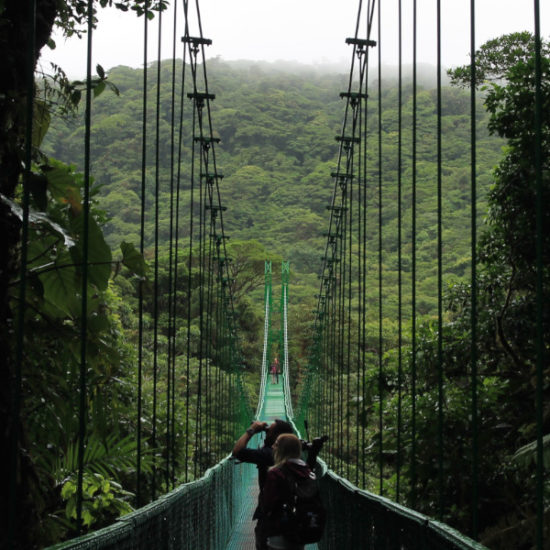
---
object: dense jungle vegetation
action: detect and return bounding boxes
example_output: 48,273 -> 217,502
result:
300,34 -> 550,549
1,0 -> 547,543
41,57 -> 504,364
41,43 -> 549,547
38,55 -> 512,542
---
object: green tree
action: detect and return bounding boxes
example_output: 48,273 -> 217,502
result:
400,34 -> 550,546
1,2 -> 161,546
447,31 -> 550,88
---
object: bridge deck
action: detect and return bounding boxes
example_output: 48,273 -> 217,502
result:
225,377 -> 317,549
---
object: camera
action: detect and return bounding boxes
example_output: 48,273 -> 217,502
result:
301,435 -> 329,452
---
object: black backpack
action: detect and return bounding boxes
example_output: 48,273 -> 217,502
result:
278,466 -> 326,544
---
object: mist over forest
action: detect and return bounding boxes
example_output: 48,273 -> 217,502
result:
43,57 -> 496,319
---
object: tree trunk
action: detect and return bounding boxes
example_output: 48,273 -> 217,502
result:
1,0 -> 58,546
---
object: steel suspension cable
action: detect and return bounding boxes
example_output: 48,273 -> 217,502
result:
150,4 -> 163,500
196,114 -> 208,477
377,0 -> 383,495
533,5 -> 544,549
355,89 -> 362,487
258,262 -> 271,417
169,5 -> 184,488
76,0 -> 94,531
361,0 -> 375,490
469,0 -> 479,538
346,162 -> 352,482
136,1 -> 148,507
355,12 -> 365,486
329,267 -> 336,469
396,0 -> 403,504
410,0 -> 418,509
183,72 -> 196,482
165,0 -> 180,489
204,214 -> 213,461
436,0 -> 444,521
215,249 -> 224,452
266,262 -> 272,405
282,262 -> 293,418
337,194 -> 345,473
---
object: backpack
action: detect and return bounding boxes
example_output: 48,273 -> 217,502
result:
278,466 -> 326,544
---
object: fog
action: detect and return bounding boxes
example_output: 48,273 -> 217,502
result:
41,0 -> 546,79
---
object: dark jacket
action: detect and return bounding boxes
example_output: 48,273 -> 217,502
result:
234,442 -> 320,520
233,444 -> 274,519
262,458 -> 313,535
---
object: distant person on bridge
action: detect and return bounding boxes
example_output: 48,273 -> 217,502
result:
233,419 -> 294,549
270,356 -> 280,384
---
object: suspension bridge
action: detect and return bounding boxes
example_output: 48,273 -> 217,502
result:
4,0 -> 547,549
43,260 -> 485,550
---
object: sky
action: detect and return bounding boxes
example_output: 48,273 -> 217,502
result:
41,0 -> 547,79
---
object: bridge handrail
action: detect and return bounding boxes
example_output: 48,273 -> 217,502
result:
281,279 -> 294,420
46,454 -> 255,550
318,464 -> 488,549
256,285 -> 270,418
276,423 -> 487,550
286,368 -> 486,548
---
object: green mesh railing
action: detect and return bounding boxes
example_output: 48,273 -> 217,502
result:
256,261 -> 272,419
281,261 -> 294,421
47,458 -> 256,550
317,469 -> 487,550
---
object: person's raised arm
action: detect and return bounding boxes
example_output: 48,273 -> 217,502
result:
232,420 -> 268,456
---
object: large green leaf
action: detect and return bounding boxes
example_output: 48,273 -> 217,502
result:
71,214 -> 113,290
0,193 -> 75,247
120,241 -> 147,278
39,252 -> 79,318
44,160 -> 82,213
93,80 -> 106,98
512,434 -> 550,469
55,432 -> 152,484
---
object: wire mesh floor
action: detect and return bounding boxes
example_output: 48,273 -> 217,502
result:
224,477 -> 259,549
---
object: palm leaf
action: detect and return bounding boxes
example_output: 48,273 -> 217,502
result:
52,432 -> 153,485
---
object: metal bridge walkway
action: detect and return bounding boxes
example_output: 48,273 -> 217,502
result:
225,377 -> 317,550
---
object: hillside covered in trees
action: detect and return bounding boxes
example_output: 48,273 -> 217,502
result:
43,58 -> 503,368
27,43 -> 550,547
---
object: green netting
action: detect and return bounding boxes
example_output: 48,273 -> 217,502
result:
45,370 -> 486,550
47,457 -> 256,550
316,468 -> 487,550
